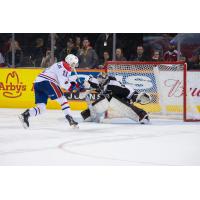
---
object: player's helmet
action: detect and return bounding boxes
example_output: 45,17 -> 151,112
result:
65,54 -> 79,69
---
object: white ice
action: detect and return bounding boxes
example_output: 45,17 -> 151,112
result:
0,108 -> 200,165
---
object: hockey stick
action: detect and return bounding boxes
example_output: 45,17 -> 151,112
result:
73,67 -> 81,83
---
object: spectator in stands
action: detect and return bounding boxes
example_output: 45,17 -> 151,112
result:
30,38 -> 46,67
151,50 -> 164,61
115,48 -> 127,61
41,49 -> 57,68
163,41 -> 181,61
59,40 -> 77,61
98,51 -> 110,68
73,36 -> 81,54
77,38 -> 98,69
47,33 -> 60,61
95,33 -> 113,61
179,55 -> 187,62
2,37 -> 12,55
187,52 -> 200,70
0,52 -> 5,67
129,45 -> 147,61
5,40 -> 23,67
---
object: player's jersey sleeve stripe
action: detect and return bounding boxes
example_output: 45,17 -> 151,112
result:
39,74 -> 59,85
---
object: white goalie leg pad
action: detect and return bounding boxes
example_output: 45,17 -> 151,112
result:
88,104 -> 98,122
93,98 -> 109,113
83,93 -> 97,122
107,97 -> 139,122
91,97 -> 109,122
82,94 -> 109,122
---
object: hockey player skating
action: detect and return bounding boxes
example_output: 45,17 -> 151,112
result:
80,73 -> 151,124
19,54 -> 84,129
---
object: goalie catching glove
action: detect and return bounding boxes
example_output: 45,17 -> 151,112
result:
132,92 -> 151,105
136,92 -> 151,105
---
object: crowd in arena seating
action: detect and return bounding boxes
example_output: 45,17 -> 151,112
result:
0,33 -> 200,70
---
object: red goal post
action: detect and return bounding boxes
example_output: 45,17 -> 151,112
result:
104,61 -> 200,122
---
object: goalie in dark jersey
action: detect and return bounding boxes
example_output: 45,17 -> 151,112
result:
80,72 -> 151,124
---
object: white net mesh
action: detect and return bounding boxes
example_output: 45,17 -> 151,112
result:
185,71 -> 200,121
106,62 -> 200,121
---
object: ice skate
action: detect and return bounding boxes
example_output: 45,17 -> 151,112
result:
65,114 -> 79,129
18,109 -> 30,129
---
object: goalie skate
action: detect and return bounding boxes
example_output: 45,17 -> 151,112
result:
139,114 -> 150,124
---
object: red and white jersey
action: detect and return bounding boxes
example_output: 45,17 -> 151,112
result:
164,50 -> 181,61
35,61 -> 76,90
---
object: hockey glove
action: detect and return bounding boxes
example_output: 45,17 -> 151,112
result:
68,82 -> 79,93
136,92 -> 151,105
77,80 -> 86,92
68,81 -> 85,93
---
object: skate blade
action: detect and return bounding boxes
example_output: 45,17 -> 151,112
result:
18,115 -> 28,129
139,119 -> 150,124
71,124 -> 79,129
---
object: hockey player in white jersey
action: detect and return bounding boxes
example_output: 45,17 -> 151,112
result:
19,54 -> 84,129
81,73 -> 151,124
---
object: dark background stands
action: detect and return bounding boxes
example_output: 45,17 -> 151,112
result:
95,33 -> 114,61
5,40 -> 23,67
129,46 -> 148,61
115,48 -> 127,61
151,50 -> 164,61
98,51 -> 111,68
77,38 -> 99,69
30,38 -> 46,67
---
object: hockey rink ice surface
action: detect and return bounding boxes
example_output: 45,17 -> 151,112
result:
0,108 -> 200,166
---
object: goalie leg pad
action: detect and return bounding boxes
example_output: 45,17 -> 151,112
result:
108,97 -> 139,121
81,96 -> 109,122
92,96 -> 109,114
107,96 -> 149,123
130,104 -> 149,124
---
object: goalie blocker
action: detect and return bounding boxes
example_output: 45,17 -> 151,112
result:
81,95 -> 149,124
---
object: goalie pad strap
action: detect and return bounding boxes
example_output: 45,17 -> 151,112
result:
81,108 -> 90,120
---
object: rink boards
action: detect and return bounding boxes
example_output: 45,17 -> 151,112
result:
0,68 -> 102,110
0,68 -> 200,113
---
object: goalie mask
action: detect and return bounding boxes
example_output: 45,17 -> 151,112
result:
97,72 -> 107,84
65,54 -> 79,69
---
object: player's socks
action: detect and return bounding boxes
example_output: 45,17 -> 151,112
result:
29,107 -> 41,117
60,102 -> 72,115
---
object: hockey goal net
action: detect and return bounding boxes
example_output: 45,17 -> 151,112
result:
104,61 -> 200,122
